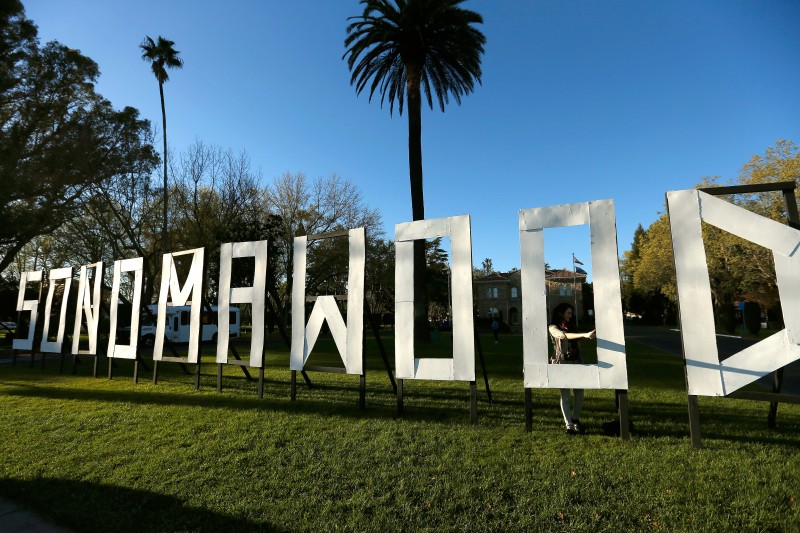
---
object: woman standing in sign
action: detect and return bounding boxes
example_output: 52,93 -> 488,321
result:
548,303 -> 595,435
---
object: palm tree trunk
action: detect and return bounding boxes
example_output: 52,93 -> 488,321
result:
159,80 -> 168,255
407,69 -> 429,343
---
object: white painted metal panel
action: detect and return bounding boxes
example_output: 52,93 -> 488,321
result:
414,358 -> 454,381
449,215 -> 475,381
394,215 -> 475,381
71,262 -> 103,355
519,227 -> 549,374
216,240 -> 268,366
290,229 -> 365,375
519,202 -> 589,231
394,240 -> 415,379
12,271 -> 43,351
668,188 -> 800,396
589,201 -> 628,389
290,236 -> 307,371
774,252 -> 800,345
153,248 -> 205,363
396,218 -> 451,242
719,332 -> 796,394
216,243 -> 234,364
547,364 -> 600,389
345,228 -> 366,374
523,363 -> 548,388
520,200 -> 628,390
40,267 -> 72,353
700,191 -> 800,257
107,258 -> 143,360
303,296 -> 348,361
667,189 -> 724,396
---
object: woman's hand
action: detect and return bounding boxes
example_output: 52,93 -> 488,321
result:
585,329 -> 596,339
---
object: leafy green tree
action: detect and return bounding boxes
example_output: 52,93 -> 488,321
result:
344,0 -> 485,338
140,35 -> 183,253
623,140 -> 800,325
0,2 -> 157,274
425,237 -> 450,322
473,257 -> 494,279
365,238 -> 395,324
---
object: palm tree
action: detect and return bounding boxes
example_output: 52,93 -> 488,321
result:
344,0 -> 485,340
140,35 -> 183,253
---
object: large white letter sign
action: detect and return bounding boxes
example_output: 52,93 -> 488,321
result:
395,215 -> 475,381
108,258 -> 144,359
40,267 -> 73,353
667,189 -> 800,396
71,262 -> 103,355
217,241 -> 268,367
12,270 -> 43,351
519,200 -> 627,389
154,248 -> 205,363
290,228 -> 365,374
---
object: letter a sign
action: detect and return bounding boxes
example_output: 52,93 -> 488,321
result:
667,189 -> 800,396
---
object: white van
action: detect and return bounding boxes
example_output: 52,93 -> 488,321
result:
139,304 -> 240,347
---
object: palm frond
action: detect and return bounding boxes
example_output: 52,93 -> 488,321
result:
343,0 -> 484,115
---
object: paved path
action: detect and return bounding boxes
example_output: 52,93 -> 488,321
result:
0,498 -> 72,533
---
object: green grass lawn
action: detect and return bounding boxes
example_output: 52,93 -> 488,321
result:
0,332 -> 798,532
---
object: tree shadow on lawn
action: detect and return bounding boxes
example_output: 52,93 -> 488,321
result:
629,397 -> 800,448
0,380 -> 494,426
0,477 -> 281,532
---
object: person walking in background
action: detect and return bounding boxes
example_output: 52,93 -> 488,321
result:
491,317 -> 500,343
548,303 -> 595,435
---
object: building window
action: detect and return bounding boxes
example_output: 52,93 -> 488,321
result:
559,284 -> 565,296
511,287 -> 518,299
567,284 -> 573,296
488,307 -> 499,318
488,287 -> 498,299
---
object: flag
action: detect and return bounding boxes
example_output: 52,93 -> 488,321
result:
575,266 -> 587,275
573,255 -> 584,265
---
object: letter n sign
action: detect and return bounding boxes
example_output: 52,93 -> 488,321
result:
519,200 -> 628,389
667,189 -> 800,396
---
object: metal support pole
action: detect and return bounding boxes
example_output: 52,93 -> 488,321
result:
524,387 -> 533,432
688,394 -> 702,449
768,368 -> 784,429
359,373 -> 366,410
291,370 -> 297,401
616,389 -> 630,440
470,380 -> 478,423
397,378 -> 404,414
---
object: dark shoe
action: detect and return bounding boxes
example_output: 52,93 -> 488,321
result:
566,427 -> 578,435
573,419 -> 584,434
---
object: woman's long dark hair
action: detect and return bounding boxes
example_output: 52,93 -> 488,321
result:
549,302 -> 576,329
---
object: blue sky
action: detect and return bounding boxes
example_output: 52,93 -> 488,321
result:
25,0 -> 800,280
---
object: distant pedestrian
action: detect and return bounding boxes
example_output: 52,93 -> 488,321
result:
491,318 -> 500,343
548,303 -> 595,435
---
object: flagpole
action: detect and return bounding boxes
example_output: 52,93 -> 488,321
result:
572,254 -> 579,327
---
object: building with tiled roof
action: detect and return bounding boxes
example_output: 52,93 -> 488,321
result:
473,268 -> 587,331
